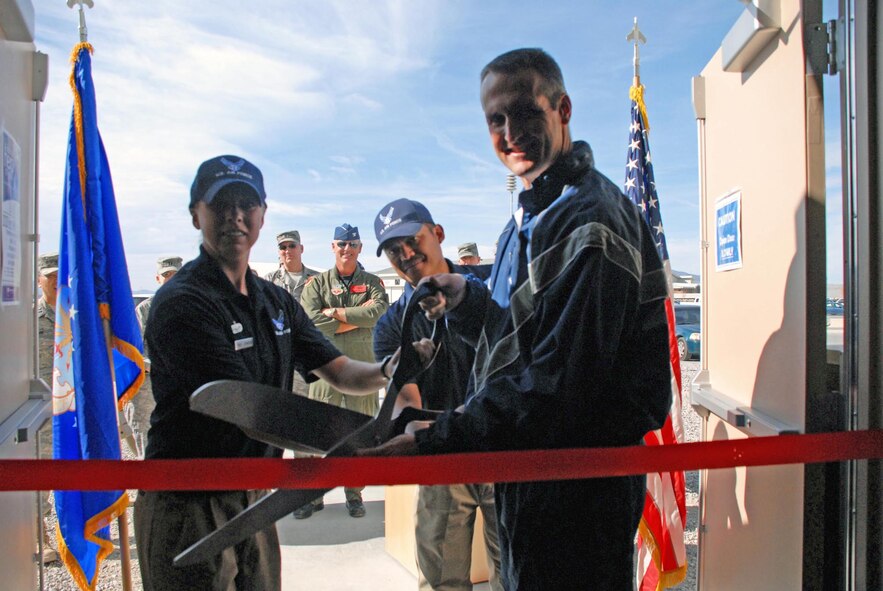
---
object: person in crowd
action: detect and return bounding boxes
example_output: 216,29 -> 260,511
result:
135,256 -> 183,340
135,155 -> 395,591
299,223 -> 389,518
264,230 -> 318,303
456,242 -> 481,266
37,252 -> 59,387
36,252 -> 59,564
373,197 -> 501,591
130,255 -> 182,456
265,231 -> 319,397
361,49 -> 672,589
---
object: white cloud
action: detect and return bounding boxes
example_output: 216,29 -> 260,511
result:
30,1 -> 767,284
341,93 -> 383,112
328,166 -> 356,176
330,155 -> 365,166
433,131 -> 498,172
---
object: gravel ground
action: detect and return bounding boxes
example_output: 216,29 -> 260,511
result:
39,362 -> 705,590
671,359 -> 702,591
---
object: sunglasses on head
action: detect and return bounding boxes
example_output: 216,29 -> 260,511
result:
279,243 -> 299,251
336,241 -> 361,249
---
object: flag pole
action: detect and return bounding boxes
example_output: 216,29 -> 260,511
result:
627,17 -> 646,87
101,318 -> 133,591
624,17 -> 689,589
65,4 -> 134,590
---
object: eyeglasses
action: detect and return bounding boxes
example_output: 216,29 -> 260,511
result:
278,243 -> 300,251
382,234 -> 420,259
335,241 -> 361,249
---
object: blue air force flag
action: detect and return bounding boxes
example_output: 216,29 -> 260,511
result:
51,42 -> 145,591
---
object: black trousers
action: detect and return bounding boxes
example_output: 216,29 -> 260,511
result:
134,489 -> 280,591
495,474 -> 646,591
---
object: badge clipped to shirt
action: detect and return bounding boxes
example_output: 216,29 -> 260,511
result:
234,337 -> 254,351
230,322 -> 243,335
350,284 -> 367,294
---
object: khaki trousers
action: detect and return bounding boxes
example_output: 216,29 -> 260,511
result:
415,483 -> 503,591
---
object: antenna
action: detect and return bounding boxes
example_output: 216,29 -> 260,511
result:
67,0 -> 95,43
506,174 -> 516,215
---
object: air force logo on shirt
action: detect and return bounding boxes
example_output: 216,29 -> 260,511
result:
272,310 -> 290,336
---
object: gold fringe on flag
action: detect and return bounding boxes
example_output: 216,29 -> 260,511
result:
630,83 -> 650,133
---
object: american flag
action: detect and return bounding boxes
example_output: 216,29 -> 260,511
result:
624,83 -> 688,590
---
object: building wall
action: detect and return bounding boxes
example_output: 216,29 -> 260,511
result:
0,2 -> 48,588
694,0 -> 822,588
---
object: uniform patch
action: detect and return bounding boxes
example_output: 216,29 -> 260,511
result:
350,284 -> 367,293
234,337 -> 254,351
271,311 -> 285,332
272,310 -> 290,336
331,288 -> 344,296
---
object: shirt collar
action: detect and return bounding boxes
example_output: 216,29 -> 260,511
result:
519,141 -> 594,216
194,246 -> 260,299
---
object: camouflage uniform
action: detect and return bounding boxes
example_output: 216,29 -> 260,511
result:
36,254 -> 59,562
130,256 -> 181,454
133,296 -> 157,448
37,296 -> 55,386
266,231 -> 320,397
136,297 -> 153,353
36,294 -> 55,463
264,266 -> 319,303
265,265 -> 319,397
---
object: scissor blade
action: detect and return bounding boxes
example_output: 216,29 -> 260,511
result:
190,380 -> 372,454
173,487 -> 330,567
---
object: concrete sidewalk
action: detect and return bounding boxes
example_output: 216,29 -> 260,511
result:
279,486 -> 492,591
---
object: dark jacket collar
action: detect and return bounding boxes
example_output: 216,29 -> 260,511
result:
519,140 -> 594,216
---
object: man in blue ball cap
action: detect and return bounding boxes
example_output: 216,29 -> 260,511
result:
299,222 -> 389,518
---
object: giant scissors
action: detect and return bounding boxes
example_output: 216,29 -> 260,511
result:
174,283 -> 442,566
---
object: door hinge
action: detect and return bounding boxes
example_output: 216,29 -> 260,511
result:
807,19 -> 844,76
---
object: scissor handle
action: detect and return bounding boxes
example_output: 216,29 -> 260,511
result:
392,282 -> 442,389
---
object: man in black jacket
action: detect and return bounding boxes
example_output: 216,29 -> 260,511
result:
363,49 -> 672,590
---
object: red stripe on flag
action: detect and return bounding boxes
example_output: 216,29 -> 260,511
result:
637,297 -> 689,588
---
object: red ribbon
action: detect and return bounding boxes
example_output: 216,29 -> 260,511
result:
1,430 -> 880,492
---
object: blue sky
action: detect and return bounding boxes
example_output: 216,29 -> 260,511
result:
35,2 -> 765,290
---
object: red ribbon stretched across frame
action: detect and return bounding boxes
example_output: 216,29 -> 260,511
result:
1,430 -> 880,492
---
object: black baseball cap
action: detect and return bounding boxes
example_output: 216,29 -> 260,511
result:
190,155 -> 266,208
374,198 -> 434,255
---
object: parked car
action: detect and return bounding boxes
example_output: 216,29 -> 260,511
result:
826,298 -> 844,316
674,303 -> 701,361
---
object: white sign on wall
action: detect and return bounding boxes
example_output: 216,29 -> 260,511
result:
715,190 -> 742,272
1,128 -> 21,306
